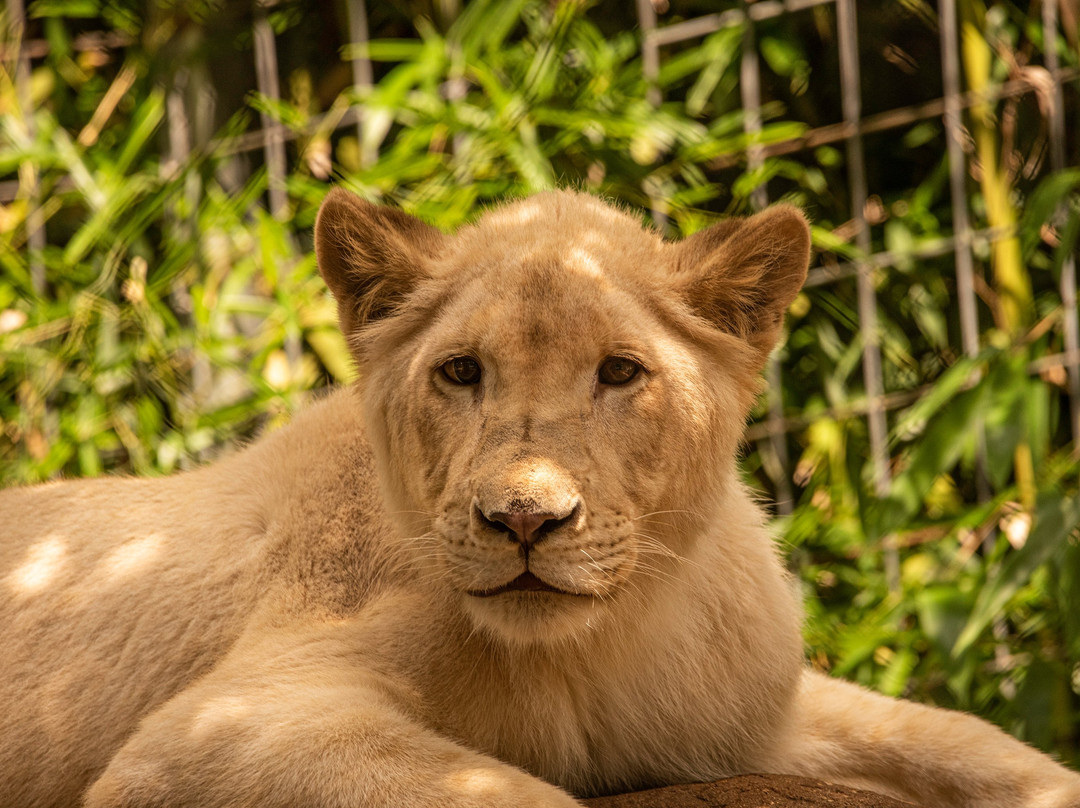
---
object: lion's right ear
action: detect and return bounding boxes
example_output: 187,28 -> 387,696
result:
315,188 -> 446,336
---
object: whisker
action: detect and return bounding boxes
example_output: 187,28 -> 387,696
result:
631,533 -> 704,572
633,509 -> 699,522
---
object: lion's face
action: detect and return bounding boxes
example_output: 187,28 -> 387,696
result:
380,232 -> 726,643
315,191 -> 809,644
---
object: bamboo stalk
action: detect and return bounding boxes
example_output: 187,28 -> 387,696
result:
959,0 -> 1035,507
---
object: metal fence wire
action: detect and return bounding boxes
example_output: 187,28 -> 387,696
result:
6,1 -> 1080,553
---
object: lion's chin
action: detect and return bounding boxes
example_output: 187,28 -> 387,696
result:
461,586 -> 604,646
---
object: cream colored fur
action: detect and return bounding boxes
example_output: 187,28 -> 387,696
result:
1,190 -> 1077,808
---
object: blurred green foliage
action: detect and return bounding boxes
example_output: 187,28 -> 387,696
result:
2,0 -> 1080,766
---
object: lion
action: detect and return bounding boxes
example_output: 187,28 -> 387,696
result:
1,189 -> 1077,808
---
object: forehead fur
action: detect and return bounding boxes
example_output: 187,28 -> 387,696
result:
440,191 -> 664,284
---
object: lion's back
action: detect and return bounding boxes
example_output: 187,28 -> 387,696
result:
0,473 -> 273,805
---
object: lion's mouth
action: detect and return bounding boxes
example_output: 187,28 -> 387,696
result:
467,571 -> 580,598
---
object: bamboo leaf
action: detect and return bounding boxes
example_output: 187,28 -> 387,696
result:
870,381 -> 988,541
953,491 -> 1080,655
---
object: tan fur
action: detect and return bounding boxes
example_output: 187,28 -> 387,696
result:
1,190 -> 1077,808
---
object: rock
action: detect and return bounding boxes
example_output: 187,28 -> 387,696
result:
582,774 -> 922,807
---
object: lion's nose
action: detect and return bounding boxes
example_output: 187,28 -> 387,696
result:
477,502 -> 581,549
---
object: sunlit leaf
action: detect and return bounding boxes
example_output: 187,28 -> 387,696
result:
953,492 -> 1080,656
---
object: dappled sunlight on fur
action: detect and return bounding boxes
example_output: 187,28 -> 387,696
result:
190,696 -> 254,741
96,534 -> 166,585
6,535 -> 68,597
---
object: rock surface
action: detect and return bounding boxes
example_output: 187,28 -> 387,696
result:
582,774 -> 921,808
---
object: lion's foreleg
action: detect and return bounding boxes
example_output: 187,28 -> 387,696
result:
758,669 -> 1080,808
83,625 -> 580,808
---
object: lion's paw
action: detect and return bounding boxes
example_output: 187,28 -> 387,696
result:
427,763 -> 583,808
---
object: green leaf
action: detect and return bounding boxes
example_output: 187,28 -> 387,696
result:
346,39 -> 427,62
953,491 -> 1080,656
877,646 -> 918,697
870,380 -> 988,540
890,350 -> 993,446
915,586 -> 972,654
29,0 -> 100,17
685,29 -> 741,117
1019,169 -> 1080,259
116,88 -> 164,174
306,328 -> 355,385
1011,657 -> 1060,750
760,36 -> 803,77
809,225 -> 861,261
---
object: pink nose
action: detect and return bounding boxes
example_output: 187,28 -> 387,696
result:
482,505 -> 579,548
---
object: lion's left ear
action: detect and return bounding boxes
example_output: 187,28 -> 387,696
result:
315,188 -> 446,336
669,204 -> 810,359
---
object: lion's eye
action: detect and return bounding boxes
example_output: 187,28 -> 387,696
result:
441,356 -> 482,385
598,356 -> 641,385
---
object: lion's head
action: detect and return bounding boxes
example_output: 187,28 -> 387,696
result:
315,190 -> 809,644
